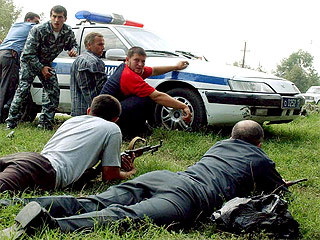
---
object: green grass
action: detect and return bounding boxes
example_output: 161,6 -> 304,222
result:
0,114 -> 319,239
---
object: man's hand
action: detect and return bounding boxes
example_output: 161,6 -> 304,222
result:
175,61 -> 189,70
121,153 -> 136,172
41,66 -> 54,79
182,105 -> 192,123
152,61 -> 189,76
67,48 -> 78,57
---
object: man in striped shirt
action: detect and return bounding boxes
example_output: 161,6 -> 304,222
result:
70,32 -> 106,116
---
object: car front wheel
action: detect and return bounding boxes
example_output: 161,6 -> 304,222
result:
154,88 -> 207,131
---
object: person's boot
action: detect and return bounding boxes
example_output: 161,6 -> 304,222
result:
5,120 -> 17,130
37,122 -> 53,130
0,201 -> 57,239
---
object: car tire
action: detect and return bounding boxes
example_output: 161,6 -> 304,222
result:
154,88 -> 207,131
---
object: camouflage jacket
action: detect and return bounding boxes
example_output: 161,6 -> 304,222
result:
21,20 -> 78,73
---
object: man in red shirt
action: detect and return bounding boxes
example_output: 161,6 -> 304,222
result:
101,46 -> 192,137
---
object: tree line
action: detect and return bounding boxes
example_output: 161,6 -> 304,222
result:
0,0 -> 21,42
274,50 -> 319,92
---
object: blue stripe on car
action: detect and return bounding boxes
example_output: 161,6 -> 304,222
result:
149,71 -> 229,85
53,62 -> 229,85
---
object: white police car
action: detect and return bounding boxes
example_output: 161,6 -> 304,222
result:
302,86 -> 320,104
28,11 -> 305,131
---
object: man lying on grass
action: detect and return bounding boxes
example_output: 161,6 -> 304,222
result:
0,94 -> 136,193
0,120 -> 294,238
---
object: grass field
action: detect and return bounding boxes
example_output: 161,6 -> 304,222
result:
0,113 -> 319,239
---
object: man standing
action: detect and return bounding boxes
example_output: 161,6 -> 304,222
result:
0,94 -> 136,192
0,12 -> 40,123
6,5 -> 78,130
70,32 -> 106,116
101,46 -> 192,138
0,120 -> 290,236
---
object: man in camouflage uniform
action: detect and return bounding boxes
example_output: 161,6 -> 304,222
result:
6,5 -> 78,130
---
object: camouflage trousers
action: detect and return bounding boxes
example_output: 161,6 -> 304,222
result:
6,63 -> 60,126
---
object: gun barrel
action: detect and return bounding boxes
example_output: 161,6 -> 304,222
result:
124,140 -> 163,157
286,178 -> 308,187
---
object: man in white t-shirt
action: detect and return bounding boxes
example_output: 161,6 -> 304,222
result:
0,94 -> 136,192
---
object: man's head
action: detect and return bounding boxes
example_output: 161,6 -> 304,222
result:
24,12 -> 40,24
231,120 -> 264,146
88,94 -> 121,122
126,46 -> 147,75
50,5 -> 67,32
84,32 -> 105,57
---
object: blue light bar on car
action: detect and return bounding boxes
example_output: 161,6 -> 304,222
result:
75,11 -> 124,24
75,10 -> 144,27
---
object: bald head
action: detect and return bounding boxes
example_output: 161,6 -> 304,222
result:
231,120 -> 264,146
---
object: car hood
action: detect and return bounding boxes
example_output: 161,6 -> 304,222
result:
147,57 -> 300,94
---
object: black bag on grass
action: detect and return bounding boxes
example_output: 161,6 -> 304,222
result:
210,194 -> 300,239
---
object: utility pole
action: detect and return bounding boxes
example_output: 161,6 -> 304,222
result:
241,41 -> 247,68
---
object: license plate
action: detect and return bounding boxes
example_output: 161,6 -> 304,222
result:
282,97 -> 301,109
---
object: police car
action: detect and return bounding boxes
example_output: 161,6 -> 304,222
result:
28,11 -> 305,131
302,86 -> 320,104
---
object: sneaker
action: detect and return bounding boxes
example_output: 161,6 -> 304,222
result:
0,202 -> 50,239
15,201 -> 44,228
6,130 -> 15,138
6,122 -> 16,130
15,201 -> 57,233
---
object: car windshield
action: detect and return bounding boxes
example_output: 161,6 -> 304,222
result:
307,87 -> 320,94
115,26 -> 177,56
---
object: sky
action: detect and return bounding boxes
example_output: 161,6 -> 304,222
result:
12,0 -> 320,73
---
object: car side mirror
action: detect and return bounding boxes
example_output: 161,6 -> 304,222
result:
105,49 -> 126,61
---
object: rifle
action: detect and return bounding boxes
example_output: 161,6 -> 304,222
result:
71,139 -> 163,188
271,178 -> 308,194
285,178 -> 308,187
123,140 -> 163,158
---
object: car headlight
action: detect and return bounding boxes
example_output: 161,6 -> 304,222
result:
228,80 -> 275,93
304,96 -> 314,100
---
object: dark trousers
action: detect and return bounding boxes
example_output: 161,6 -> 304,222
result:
0,49 -> 19,123
25,171 -> 200,232
118,96 -> 154,138
0,152 -> 56,192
